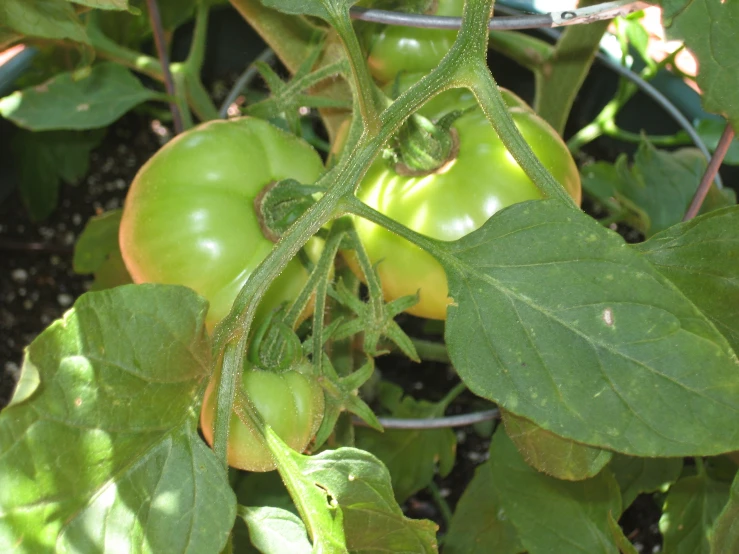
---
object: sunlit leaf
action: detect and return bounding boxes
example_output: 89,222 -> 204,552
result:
0,284 -> 235,552
661,0 -> 739,132
659,472 -> 730,553
0,62 -> 161,131
443,199 -> 739,457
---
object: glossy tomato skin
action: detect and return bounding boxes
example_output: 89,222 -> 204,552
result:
349,84 -> 581,320
119,117 -> 325,329
365,0 -> 462,84
200,366 -> 325,471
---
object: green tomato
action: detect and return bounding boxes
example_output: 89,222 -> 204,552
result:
119,117 -> 325,329
348,85 -> 582,321
365,0 -> 462,84
200,365 -> 325,471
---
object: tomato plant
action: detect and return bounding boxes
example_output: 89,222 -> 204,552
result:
200,364 -> 325,472
347,79 -> 582,320
119,117 -> 325,329
3,0 -> 739,552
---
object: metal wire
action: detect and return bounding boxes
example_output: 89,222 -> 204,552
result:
354,409 -> 501,430
349,0 -> 650,31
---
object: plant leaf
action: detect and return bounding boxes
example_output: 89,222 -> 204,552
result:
10,128 -> 105,220
259,0 -> 358,20
609,454 -> 683,510
488,428 -> 622,553
711,469 -> 739,553
634,206 -> 739,355
1,0 -> 89,43
267,429 -> 438,553
0,62 -> 160,131
581,143 -> 735,237
71,0 -> 130,9
607,511 -> 639,554
237,506 -> 312,554
660,0 -> 739,132
73,209 -> 123,273
502,409 -> 612,481
444,460 -> 524,554
355,385 -> 456,502
443,199 -> 739,457
659,473 -> 730,553
0,284 -> 236,552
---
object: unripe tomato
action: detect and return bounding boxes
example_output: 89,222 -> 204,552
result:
365,0 -> 461,84
346,78 -> 582,320
200,365 -> 325,471
119,117 -> 325,329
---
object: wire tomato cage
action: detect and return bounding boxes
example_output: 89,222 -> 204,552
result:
221,1 -> 722,430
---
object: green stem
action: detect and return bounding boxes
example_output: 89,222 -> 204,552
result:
184,71 -> 220,121
488,30 -> 552,72
170,64 -> 194,130
602,125 -> 691,147
89,32 -> 164,81
427,481 -> 453,530
469,63 -> 574,206
185,1 -> 210,73
411,339 -> 449,363
209,0 -> 495,470
440,381 -> 467,410
326,6 -> 381,133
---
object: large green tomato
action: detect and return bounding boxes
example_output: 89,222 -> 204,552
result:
200,365 -> 325,471
364,0 -> 461,84
348,80 -> 582,320
119,117 -> 325,329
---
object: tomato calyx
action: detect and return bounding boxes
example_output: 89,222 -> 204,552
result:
254,178 -> 323,243
392,109 -> 464,175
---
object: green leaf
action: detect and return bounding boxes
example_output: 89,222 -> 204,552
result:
10,128 -> 105,220
711,469 -> 739,553
73,209 -> 123,273
502,409 -> 612,481
659,472 -> 730,553
0,284 -> 236,552
607,511 -> 639,554
635,206 -> 739,355
581,143 -> 735,237
444,460 -> 524,554
0,62 -> 160,131
267,430 -> 438,553
661,0 -> 739,132
1,0 -> 89,43
443,199 -> 739,457
71,0 -> 130,9
73,209 -> 133,290
259,0 -> 357,20
609,454 -> 683,510
355,384 -> 456,502
237,506 -> 312,554
488,428 -> 622,553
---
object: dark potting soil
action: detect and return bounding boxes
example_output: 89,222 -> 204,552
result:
0,111 -> 662,550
